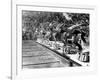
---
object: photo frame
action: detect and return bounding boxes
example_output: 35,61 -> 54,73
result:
11,0 -> 97,80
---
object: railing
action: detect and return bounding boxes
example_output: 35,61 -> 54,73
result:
36,39 -> 82,67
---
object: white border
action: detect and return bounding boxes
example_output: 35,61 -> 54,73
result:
12,3 -> 97,80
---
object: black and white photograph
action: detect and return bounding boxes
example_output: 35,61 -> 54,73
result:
22,10 -> 90,69
10,2 -> 97,80
0,0 -> 99,79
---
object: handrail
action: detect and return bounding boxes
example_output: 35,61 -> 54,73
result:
36,41 -> 82,66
